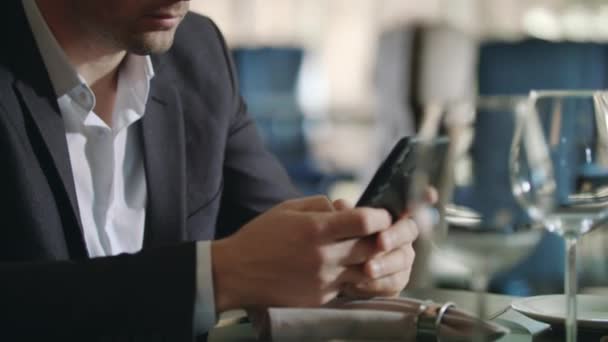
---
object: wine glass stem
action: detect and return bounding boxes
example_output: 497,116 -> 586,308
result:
471,269 -> 489,342
565,236 -> 578,342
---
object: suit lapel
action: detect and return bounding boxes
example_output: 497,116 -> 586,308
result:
9,0 -> 187,255
8,0 -> 87,258
15,65 -> 188,253
141,69 -> 188,248
13,82 -> 88,259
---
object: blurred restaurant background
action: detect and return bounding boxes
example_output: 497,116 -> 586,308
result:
190,0 -> 608,297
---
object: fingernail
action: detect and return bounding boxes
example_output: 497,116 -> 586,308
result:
371,261 -> 381,276
380,233 -> 392,250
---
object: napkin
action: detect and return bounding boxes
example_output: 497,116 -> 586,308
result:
255,297 -> 509,341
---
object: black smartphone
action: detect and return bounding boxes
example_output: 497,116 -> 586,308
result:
356,137 -> 447,221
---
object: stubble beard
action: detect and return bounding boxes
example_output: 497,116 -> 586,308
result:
83,23 -> 179,56
124,30 -> 178,56
69,4 -> 180,56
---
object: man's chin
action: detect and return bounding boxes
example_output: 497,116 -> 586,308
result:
127,31 -> 177,55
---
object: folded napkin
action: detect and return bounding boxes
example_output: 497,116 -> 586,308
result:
255,297 -> 509,341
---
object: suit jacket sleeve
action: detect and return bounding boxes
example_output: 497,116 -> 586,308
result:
209,20 -> 301,239
0,241 -> 196,339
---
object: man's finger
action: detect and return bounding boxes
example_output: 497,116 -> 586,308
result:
344,270 -> 411,298
425,187 -> 439,204
363,246 -> 414,279
332,198 -> 352,211
376,219 -> 419,251
280,195 -> 335,212
336,264 -> 367,285
327,235 -> 379,266
323,208 -> 391,241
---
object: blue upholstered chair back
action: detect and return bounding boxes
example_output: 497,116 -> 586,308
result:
232,48 -> 344,195
478,39 -> 608,295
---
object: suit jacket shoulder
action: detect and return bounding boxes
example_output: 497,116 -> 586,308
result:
154,13 -> 300,240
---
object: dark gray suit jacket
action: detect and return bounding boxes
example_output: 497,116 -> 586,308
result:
0,1 -> 297,339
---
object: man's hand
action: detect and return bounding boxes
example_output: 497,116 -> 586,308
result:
211,196 -> 393,312
335,199 -> 419,298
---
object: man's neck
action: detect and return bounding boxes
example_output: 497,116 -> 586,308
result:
35,0 -> 125,88
35,0 -> 126,125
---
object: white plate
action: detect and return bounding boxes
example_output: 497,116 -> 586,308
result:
511,295 -> 608,330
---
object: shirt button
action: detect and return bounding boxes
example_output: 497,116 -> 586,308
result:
93,127 -> 108,137
80,91 -> 93,107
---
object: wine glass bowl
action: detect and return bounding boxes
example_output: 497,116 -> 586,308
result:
510,90 -> 608,342
513,91 -> 608,238
413,96 -> 546,325
423,96 -> 544,273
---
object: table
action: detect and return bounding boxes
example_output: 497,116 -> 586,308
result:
209,288 -> 606,341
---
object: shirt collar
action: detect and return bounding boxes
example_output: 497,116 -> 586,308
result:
22,0 -> 155,101
113,54 -> 155,131
23,0 -> 81,97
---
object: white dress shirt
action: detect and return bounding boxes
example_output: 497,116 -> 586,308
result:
23,0 -> 216,334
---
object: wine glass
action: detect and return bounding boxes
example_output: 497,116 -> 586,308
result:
511,90 -> 608,342
410,96 -> 546,331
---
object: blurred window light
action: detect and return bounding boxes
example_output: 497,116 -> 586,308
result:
593,5 -> 608,41
440,0 -> 481,36
296,51 -> 331,119
561,5 -> 593,41
522,6 -> 562,41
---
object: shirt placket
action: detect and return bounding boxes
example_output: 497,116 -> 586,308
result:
75,85 -> 118,257
94,125 -> 116,256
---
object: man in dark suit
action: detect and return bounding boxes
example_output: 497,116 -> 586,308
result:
0,0 -> 420,339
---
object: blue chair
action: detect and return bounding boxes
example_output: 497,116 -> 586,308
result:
478,39 -> 608,295
231,48 -> 346,195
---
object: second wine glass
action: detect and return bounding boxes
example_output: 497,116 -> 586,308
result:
511,90 -> 608,342
412,96 -> 546,331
